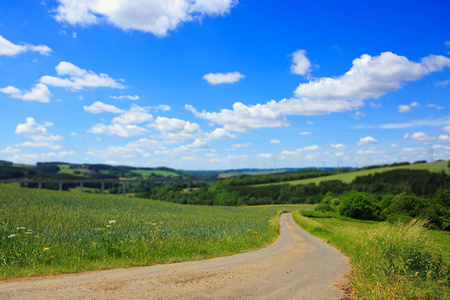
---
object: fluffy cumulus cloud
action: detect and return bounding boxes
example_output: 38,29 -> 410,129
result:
112,104 -> 153,124
155,139 -> 212,156
186,98 -> 361,132
40,61 -> 125,90
0,84 -> 52,103
83,101 -> 124,114
331,143 -> 347,149
404,132 -> 431,142
203,72 -> 245,85
290,49 -> 312,75
88,123 -> 148,137
438,134 -> 450,144
0,35 -> 51,56
294,52 -> 450,101
6,151 -> 75,164
15,118 -> 62,142
226,143 -> 250,151
151,116 -> 202,140
207,128 -> 237,139
188,52 -> 450,132
398,101 -> 420,113
282,145 -> 321,156
13,118 -> 63,150
53,0 -> 237,37
270,139 -> 281,144
356,136 -> 378,146
87,138 -> 164,159
110,95 -> 140,100
443,125 -> 450,133
300,132 -> 311,135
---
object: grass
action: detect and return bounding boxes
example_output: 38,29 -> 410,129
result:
256,161 -> 449,186
293,210 -> 450,299
132,169 -> 180,177
0,184 -> 294,280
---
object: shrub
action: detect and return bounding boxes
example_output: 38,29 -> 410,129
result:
339,192 -> 381,220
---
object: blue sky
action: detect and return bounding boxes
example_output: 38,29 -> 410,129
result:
0,0 -> 449,170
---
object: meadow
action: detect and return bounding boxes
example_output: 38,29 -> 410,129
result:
0,184 -> 309,279
293,210 -> 450,299
256,160 -> 449,186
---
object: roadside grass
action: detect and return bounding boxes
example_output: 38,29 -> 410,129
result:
0,185 -> 283,280
256,161 -> 449,186
292,210 -> 450,299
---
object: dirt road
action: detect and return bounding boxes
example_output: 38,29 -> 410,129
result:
0,213 -> 350,299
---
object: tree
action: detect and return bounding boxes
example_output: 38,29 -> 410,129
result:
339,192 -> 381,220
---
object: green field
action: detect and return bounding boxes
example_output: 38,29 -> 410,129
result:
293,211 -> 449,299
256,161 -> 449,186
132,169 -> 181,177
0,185 -> 304,279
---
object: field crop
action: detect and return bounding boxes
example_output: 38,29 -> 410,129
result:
0,185 -> 289,279
293,211 -> 450,299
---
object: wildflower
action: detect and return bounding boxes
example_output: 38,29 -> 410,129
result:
8,234 -> 16,238
106,225 -> 111,228
108,220 -> 116,224
16,227 -> 26,230
43,247 -> 50,251
146,222 -> 157,226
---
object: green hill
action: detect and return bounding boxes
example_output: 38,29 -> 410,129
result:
254,161 -> 449,186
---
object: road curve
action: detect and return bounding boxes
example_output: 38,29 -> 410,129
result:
0,213 -> 350,299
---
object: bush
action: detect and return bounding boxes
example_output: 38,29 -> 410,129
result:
339,192 -> 381,220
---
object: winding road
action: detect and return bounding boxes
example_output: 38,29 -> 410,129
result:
0,213 -> 350,299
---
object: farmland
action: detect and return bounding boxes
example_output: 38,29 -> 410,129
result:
0,184 -> 308,279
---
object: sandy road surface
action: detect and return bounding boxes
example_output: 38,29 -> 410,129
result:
0,213 -> 350,299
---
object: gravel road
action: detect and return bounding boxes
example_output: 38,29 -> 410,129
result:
0,213 -> 350,299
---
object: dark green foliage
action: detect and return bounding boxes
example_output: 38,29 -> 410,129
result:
339,192 -> 381,221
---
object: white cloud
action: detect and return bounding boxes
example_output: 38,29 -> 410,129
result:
257,153 -> 272,158
15,118 -> 63,143
369,101 -> 382,108
226,143 -> 251,151
40,61 -> 125,90
155,139 -> 212,155
331,143 -> 347,149
153,104 -> 171,112
15,141 -> 61,150
150,116 -> 207,141
1,147 -> 21,155
290,49 -> 312,75
438,134 -> 450,144
362,116 -> 450,129
0,84 -> 52,103
300,131 -> 311,135
390,144 -> 399,148
404,132 -> 431,143
112,104 -> 153,124
303,145 -> 321,151
72,31 -> 77,38
427,103 -> 444,109
356,136 -> 378,146
110,95 -> 140,100
352,111 -> 366,119
270,139 -> 281,144
88,123 -> 148,137
188,52 -> 450,133
207,128 -> 237,139
335,152 -> 345,157
443,125 -> 450,132
294,52 -> 450,101
83,101 -> 124,114
281,145 -> 321,156
71,132 -> 77,136
6,151 -> 75,164
203,72 -> 245,85
398,101 -> 420,113
0,35 -> 51,56
436,79 -> 450,87
53,0 -> 237,37
186,98 -> 361,132
306,121 -> 314,125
